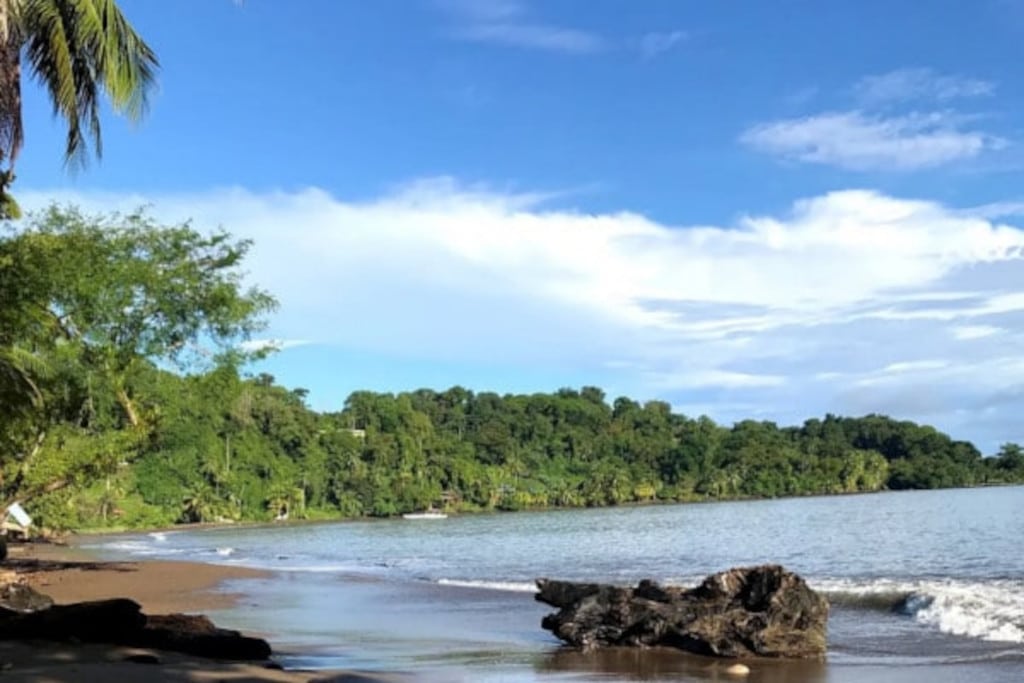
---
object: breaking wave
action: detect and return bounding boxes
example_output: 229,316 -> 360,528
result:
815,578 -> 1024,644
436,579 -> 538,593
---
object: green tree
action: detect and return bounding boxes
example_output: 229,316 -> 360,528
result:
0,206 -> 276,509
1,0 -> 158,217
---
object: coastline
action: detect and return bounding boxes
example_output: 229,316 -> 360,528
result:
8,541 -> 266,614
1,541 -> 409,683
66,481 -> 1019,539
4,489 -> 1022,683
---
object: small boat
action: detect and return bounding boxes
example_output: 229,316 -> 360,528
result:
402,510 -> 448,520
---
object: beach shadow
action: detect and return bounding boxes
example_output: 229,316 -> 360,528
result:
537,646 -> 829,682
0,641 -> 407,682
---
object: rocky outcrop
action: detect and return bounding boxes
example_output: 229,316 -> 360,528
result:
0,598 -> 146,641
0,596 -> 271,660
536,564 -> 828,659
131,613 -> 272,660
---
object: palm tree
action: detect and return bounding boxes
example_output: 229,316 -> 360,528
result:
1,0 -> 158,218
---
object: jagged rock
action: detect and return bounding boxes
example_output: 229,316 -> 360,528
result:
0,582 -> 54,613
0,597 -> 271,661
131,613 -> 272,660
536,564 -> 828,659
0,598 -> 146,641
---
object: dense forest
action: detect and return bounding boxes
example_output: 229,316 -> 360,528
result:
3,208 -> 1024,531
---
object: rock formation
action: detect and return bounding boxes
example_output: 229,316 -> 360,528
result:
536,564 -> 828,659
0,595 -> 271,660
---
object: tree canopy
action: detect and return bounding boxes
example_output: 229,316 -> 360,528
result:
0,205 -> 275,510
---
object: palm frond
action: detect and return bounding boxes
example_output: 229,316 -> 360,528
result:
81,0 -> 158,120
20,0 -> 158,166
21,0 -> 81,164
0,345 -> 50,411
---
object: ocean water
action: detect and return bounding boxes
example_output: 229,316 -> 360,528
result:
87,486 -> 1024,682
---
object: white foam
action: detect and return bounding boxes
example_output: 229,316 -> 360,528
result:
257,563 -> 365,573
94,540 -> 184,556
813,577 -> 1024,644
913,581 -> 1024,643
148,532 -> 168,542
436,579 -> 538,593
216,547 -> 235,556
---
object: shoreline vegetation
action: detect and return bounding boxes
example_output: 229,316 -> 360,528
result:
69,480 -> 1022,538
2,207 -> 1024,535
25,380 -> 1024,534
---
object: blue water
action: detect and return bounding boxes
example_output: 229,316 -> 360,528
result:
88,486 -> 1024,681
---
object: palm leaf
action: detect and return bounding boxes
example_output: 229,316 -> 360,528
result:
0,345 -> 50,413
19,0 -> 158,166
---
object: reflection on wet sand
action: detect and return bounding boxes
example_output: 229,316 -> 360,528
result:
537,647 -> 829,683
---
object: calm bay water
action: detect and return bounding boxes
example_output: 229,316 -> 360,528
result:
89,486 -> 1024,682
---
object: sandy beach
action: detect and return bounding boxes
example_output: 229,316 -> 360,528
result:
1,541 -> 408,683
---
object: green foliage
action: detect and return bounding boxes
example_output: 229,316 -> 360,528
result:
0,205 -> 275,512
26,377 -> 1016,531
2,207 -> 1020,531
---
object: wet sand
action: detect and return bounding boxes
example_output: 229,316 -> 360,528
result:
1,542 -> 409,683
8,541 -> 266,613
5,541 -> 1022,683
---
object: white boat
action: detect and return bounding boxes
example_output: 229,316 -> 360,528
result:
402,510 -> 448,520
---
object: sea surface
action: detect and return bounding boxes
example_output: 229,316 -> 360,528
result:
87,486 -> 1024,682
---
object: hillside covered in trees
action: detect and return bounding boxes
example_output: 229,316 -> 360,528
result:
3,207 -> 1023,531
93,376 -> 1024,529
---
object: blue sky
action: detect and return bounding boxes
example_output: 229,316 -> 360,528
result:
14,0 -> 1024,451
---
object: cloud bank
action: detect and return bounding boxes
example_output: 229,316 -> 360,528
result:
18,181 -> 1024,450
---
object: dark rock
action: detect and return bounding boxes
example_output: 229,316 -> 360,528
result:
0,583 -> 54,613
536,564 -> 828,659
130,613 -> 272,660
123,652 -> 161,664
0,596 -> 271,661
0,598 -> 146,641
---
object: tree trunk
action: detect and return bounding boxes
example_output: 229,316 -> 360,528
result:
117,388 -> 141,428
1,476 -> 69,513
1,2 -> 23,221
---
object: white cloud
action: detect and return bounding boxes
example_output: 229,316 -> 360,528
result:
238,339 -> 311,353
882,360 -> 950,374
951,325 -> 1002,340
650,370 -> 787,390
436,0 -> 524,22
639,30 -> 687,59
439,0 -> 605,54
958,201 -> 1024,220
867,292 -> 1024,323
453,23 -> 604,54
855,68 -> 995,104
17,182 -> 1024,449
741,111 -> 1004,171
